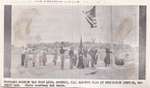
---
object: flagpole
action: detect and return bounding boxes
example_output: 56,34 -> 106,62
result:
80,7 -> 82,42
110,6 -> 116,67
110,6 -> 113,50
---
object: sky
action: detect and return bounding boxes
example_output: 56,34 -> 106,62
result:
12,6 -> 139,47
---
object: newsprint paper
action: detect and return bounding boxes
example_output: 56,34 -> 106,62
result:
0,0 -> 150,88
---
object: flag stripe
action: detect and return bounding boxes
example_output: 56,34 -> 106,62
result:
84,6 -> 97,28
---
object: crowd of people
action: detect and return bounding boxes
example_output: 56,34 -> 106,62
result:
21,48 -> 47,67
20,42 -> 113,70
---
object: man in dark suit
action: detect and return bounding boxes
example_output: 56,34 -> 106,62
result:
21,48 -> 26,66
59,42 -> 66,70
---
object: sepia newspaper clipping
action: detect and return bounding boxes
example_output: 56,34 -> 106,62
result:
0,0 -> 150,88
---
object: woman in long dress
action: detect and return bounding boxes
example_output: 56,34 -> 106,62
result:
104,48 -> 112,67
77,49 -> 84,69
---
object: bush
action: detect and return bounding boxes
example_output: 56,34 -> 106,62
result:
115,58 -> 125,66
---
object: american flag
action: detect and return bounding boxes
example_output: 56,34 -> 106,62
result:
84,6 -> 97,28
